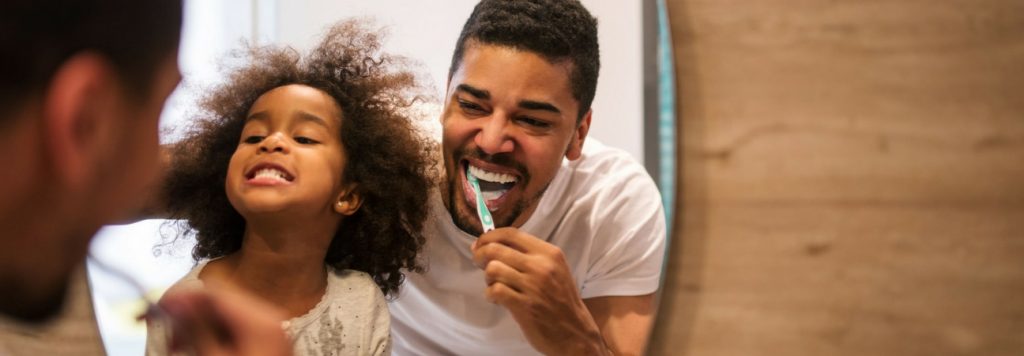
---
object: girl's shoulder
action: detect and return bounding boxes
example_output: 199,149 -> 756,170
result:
325,268 -> 386,303
155,261 -> 209,303
326,269 -> 378,289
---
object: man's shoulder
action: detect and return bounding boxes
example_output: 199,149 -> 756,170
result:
565,138 -> 658,197
536,138 -> 664,236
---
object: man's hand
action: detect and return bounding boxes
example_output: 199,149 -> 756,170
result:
471,227 -> 611,355
158,283 -> 292,356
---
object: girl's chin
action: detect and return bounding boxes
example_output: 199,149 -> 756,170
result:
234,203 -> 293,216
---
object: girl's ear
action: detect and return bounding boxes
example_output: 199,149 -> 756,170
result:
334,184 -> 362,216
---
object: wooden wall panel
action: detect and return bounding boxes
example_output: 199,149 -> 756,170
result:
649,1 -> 1024,355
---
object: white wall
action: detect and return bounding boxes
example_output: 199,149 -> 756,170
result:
271,0 -> 645,163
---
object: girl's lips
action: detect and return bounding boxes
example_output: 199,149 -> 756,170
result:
247,175 -> 292,186
244,162 -> 295,181
244,162 -> 295,186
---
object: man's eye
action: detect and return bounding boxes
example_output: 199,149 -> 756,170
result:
243,136 -> 264,144
516,117 -> 550,128
295,136 -> 320,145
458,100 -> 486,114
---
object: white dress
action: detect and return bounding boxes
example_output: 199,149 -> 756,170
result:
145,260 -> 391,356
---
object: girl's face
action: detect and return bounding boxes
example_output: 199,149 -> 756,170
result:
225,84 -> 353,219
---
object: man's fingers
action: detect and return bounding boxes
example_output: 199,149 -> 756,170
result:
160,292 -> 234,354
485,281 -> 526,307
476,227 -> 543,253
158,286 -> 291,356
472,239 -> 532,270
483,260 -> 527,290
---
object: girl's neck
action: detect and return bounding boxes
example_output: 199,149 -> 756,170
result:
203,218 -> 339,317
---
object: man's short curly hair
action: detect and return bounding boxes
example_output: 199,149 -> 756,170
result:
163,19 -> 434,296
448,0 -> 599,122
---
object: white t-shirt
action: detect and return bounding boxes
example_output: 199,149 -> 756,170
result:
389,139 -> 667,355
146,260 -> 391,356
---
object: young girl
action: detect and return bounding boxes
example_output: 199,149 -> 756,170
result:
146,20 -> 434,355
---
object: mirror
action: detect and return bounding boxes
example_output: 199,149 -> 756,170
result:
83,1 -> 675,355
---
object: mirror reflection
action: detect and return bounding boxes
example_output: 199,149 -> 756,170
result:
0,0 -> 671,356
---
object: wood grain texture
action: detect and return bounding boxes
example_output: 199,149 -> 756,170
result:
649,1 -> 1024,355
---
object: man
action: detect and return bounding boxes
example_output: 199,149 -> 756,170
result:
0,1 -> 290,354
389,0 -> 666,355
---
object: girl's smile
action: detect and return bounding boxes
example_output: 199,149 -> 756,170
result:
244,162 -> 295,186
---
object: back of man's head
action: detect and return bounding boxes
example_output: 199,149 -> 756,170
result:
0,0 -> 182,322
448,0 -> 600,122
0,0 -> 182,123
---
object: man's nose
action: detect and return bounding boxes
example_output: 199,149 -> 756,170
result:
258,133 -> 289,153
475,115 -> 514,154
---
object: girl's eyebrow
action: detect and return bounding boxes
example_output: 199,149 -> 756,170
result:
244,110 -> 331,129
294,111 -> 330,129
245,111 -> 269,122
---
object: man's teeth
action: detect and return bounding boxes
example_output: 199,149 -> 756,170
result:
468,165 -> 517,184
254,168 -> 288,181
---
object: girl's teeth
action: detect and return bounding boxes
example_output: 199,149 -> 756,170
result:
255,168 -> 287,181
468,165 -> 517,183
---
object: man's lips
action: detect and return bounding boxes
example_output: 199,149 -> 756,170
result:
463,158 -> 521,180
461,160 -> 518,211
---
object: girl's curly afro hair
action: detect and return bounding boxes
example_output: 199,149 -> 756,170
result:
163,19 -> 435,296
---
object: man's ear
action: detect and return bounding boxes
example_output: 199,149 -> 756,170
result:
565,109 -> 592,161
333,184 -> 363,216
42,52 -> 120,190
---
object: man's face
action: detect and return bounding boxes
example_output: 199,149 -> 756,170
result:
98,56 -> 182,222
7,55 -> 181,322
441,44 -> 590,235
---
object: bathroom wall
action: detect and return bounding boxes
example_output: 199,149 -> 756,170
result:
650,1 -> 1024,354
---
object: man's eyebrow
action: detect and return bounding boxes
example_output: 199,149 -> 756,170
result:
456,84 -> 490,100
518,100 -> 561,114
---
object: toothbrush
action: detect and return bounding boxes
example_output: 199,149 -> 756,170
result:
467,168 -> 495,233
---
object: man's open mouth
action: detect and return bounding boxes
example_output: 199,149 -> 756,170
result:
463,162 -> 519,209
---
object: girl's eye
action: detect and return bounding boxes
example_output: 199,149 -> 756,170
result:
243,135 -> 264,144
295,136 -> 320,145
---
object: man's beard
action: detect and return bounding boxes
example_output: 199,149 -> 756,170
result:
0,228 -> 92,323
0,274 -> 69,323
446,181 -> 532,235
444,147 -> 546,235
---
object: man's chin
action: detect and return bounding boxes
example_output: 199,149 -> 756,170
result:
450,204 -> 484,236
0,281 -> 68,323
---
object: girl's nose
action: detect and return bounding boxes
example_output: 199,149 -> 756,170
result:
258,133 -> 289,153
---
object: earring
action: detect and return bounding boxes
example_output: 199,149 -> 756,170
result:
337,201 -> 348,209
